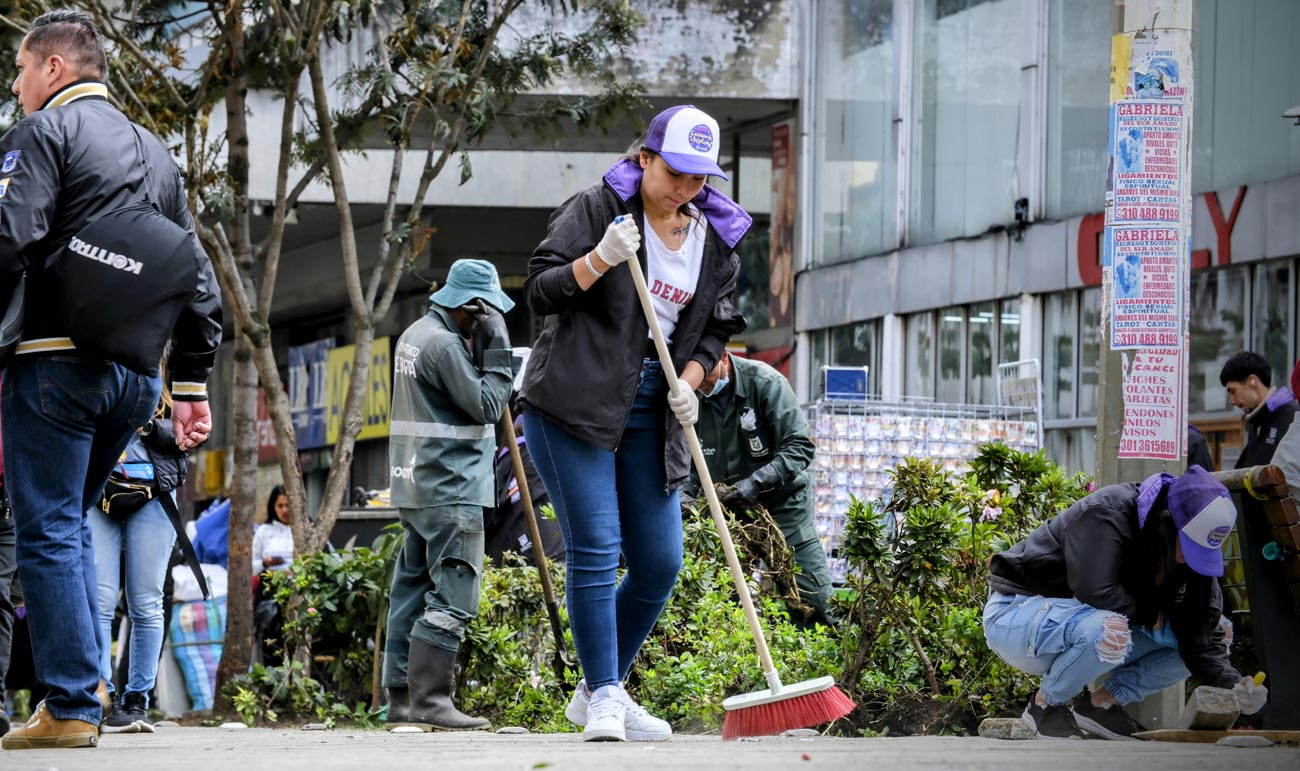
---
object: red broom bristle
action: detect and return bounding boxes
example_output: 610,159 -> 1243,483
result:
721,685 -> 856,740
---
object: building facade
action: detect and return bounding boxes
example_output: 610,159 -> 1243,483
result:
796,0 -> 1300,473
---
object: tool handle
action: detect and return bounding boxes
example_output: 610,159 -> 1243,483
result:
621,229 -> 781,688
500,406 -> 559,604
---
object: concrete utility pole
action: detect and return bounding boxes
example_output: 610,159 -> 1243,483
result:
1096,0 -> 1194,728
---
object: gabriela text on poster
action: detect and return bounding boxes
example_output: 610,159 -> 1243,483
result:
1118,350 -> 1182,460
1111,100 -> 1184,225
1109,227 -> 1180,350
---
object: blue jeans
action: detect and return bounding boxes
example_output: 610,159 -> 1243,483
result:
983,592 -> 1190,706
90,497 -> 176,705
523,360 -> 683,690
1,357 -> 160,723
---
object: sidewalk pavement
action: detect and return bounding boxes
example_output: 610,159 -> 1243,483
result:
2,727 -> 1297,771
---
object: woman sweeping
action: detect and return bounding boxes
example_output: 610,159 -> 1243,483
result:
519,105 -> 750,742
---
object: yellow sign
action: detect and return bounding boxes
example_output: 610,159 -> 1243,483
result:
326,336 -> 392,443
1109,33 -> 1132,104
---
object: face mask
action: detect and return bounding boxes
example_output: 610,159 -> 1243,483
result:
705,372 -> 730,397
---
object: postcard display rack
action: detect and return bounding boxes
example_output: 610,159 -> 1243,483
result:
809,400 -> 1041,584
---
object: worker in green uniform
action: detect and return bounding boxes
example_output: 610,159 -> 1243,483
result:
691,352 -> 837,628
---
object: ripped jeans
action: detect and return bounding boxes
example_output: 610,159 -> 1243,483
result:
983,592 -> 1191,706
382,504 -> 485,687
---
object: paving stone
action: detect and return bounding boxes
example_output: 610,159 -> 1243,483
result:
1180,686 -> 1239,730
301,723 -> 328,731
781,729 -> 820,738
496,726 -> 530,734
219,722 -> 249,730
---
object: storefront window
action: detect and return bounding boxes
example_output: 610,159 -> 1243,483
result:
1189,267 -> 1249,413
1253,262 -> 1291,386
817,0 -> 897,262
1078,288 -> 1102,418
1193,0 -> 1300,194
1000,301 -> 1021,364
905,311 -> 936,399
811,329 -> 829,396
911,0 -> 1023,244
1045,0 -> 1110,219
938,306 -> 965,404
968,302 -> 996,404
831,321 -> 880,395
1043,292 -> 1077,419
733,223 -> 772,333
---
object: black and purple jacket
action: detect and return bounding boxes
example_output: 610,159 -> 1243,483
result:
519,158 -> 751,489
1237,386 -> 1298,470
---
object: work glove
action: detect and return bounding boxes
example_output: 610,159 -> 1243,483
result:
1233,675 -> 1268,715
466,300 -> 510,348
594,216 -> 640,270
721,464 -> 781,510
667,386 -> 698,426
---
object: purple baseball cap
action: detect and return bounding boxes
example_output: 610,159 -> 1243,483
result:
643,105 -> 728,180
1165,466 -> 1237,577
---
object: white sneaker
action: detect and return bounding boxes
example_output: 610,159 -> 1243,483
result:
566,679 -> 671,741
582,686 -> 626,742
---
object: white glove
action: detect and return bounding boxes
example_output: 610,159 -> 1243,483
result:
1234,676 -> 1268,715
594,217 -> 640,269
667,386 -> 699,426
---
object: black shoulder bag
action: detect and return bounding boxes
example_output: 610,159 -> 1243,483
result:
51,125 -> 199,376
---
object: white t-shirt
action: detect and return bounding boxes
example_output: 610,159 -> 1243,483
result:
644,207 -> 707,343
252,519 -> 294,574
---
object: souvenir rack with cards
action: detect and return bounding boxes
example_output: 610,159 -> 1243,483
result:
807,398 -> 1041,585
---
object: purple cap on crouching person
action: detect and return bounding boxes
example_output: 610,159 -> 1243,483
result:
643,105 -> 728,180
1166,466 -> 1237,577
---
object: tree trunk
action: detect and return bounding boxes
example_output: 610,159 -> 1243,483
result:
213,334 -> 260,711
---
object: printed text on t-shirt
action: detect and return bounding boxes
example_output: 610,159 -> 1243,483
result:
650,279 -> 694,306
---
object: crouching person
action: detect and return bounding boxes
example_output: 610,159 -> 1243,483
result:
983,466 -> 1268,739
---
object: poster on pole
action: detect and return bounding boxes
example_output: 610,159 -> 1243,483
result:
1108,227 -> 1180,350
1110,101 -> 1184,225
1118,349 -> 1182,460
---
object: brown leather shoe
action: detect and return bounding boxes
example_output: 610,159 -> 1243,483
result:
96,679 -> 112,718
1,701 -> 99,750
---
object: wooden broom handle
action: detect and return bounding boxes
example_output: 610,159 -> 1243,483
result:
623,243 -> 781,686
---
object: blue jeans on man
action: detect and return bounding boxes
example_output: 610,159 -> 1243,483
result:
89,497 -> 177,703
983,592 -> 1190,707
1,357 -> 160,724
523,360 -> 684,689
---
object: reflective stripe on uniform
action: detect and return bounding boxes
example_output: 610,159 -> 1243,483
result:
389,420 -> 492,440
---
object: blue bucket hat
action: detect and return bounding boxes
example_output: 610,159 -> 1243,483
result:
430,259 -> 514,314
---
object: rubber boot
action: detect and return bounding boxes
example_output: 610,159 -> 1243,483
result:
384,686 -> 431,732
406,639 -> 489,731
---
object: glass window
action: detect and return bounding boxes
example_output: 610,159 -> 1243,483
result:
817,0 -> 898,261
1078,288 -> 1102,418
905,311 -> 936,399
811,329 -> 829,396
968,302 -> 996,404
937,306 -> 965,404
911,0 -> 1023,244
1254,262 -> 1291,385
831,321 -> 880,394
1193,0 -> 1300,194
1189,267 -> 1249,413
1043,292 -> 1078,419
1045,0 -> 1111,219
1000,301 -> 1021,364
733,221 -> 772,333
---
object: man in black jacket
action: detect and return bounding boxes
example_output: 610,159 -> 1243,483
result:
0,11 -> 221,751
984,467 -> 1267,739
1220,351 -> 1298,469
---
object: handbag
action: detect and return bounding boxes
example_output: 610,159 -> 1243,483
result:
101,460 -> 156,518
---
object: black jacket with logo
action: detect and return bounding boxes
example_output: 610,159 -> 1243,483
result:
0,81 -> 221,392
520,158 -> 750,489
1236,387 -> 1298,470
988,483 -> 1239,688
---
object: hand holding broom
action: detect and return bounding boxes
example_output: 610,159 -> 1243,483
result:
615,215 -> 854,739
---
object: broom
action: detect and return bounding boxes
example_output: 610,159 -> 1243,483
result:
618,217 -> 855,739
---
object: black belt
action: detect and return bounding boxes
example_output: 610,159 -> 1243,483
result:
645,338 -> 659,360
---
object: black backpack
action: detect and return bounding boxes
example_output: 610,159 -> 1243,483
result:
50,126 -> 198,376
